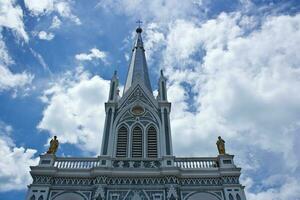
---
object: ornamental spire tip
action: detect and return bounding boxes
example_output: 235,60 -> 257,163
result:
136,20 -> 143,33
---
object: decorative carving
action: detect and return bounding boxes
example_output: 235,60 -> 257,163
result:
131,105 -> 145,115
32,175 -> 239,188
112,160 -> 161,169
47,136 -> 59,154
132,191 -> 141,200
167,185 -> 178,200
32,176 -> 52,184
93,185 -> 105,200
119,86 -> 157,111
216,136 -> 226,155
221,176 -> 239,184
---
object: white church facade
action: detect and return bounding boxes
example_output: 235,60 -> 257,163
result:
26,27 -> 247,200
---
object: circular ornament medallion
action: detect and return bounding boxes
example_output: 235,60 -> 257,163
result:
131,105 -> 145,115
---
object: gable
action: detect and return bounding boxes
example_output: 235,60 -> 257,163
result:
118,83 -> 158,110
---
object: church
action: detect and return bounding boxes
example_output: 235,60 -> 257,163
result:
26,27 -> 247,200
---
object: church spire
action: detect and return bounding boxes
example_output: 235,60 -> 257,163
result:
123,27 -> 152,95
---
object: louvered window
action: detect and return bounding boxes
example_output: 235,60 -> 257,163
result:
147,126 -> 158,158
116,126 -> 128,157
132,126 -> 143,157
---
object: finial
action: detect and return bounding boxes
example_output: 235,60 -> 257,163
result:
136,20 -> 143,33
160,69 -> 164,76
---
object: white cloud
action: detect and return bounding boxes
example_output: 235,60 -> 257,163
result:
29,48 -> 50,72
38,31 -> 55,40
143,23 -> 165,63
244,175 -> 300,200
50,15 -> 62,29
55,0 -> 81,25
38,68 -> 110,153
0,0 -> 28,41
0,121 -> 39,192
150,12 -> 300,199
75,48 -> 107,63
0,64 -> 34,92
98,0 -> 203,22
23,0 -> 54,15
0,34 -> 34,92
24,0 -> 81,25
0,1 -> 33,93
158,12 -> 300,160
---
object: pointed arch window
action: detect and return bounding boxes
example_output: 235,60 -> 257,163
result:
147,126 -> 158,158
229,194 -> 234,200
161,81 -> 166,100
164,108 -> 171,155
132,126 -> 143,157
38,196 -> 43,200
30,195 -> 36,200
109,82 -> 115,100
116,126 -> 128,157
236,194 -> 241,200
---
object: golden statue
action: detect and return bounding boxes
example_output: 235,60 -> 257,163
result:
47,136 -> 59,154
216,136 -> 226,155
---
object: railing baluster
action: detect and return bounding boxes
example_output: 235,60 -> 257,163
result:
174,158 -> 218,169
54,157 -> 218,170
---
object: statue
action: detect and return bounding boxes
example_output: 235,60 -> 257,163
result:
216,136 -> 226,155
47,136 -> 59,154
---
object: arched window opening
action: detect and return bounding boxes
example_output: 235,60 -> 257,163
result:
161,81 -> 166,100
38,195 -> 43,200
116,126 -> 128,157
229,194 -> 234,200
164,109 -> 171,155
132,126 -> 143,157
236,194 -> 241,200
30,195 -> 36,200
109,82 -> 115,100
147,126 -> 158,158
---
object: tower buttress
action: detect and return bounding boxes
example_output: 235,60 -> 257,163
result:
100,71 -> 119,156
157,70 -> 173,156
157,70 -> 168,101
108,70 -> 120,102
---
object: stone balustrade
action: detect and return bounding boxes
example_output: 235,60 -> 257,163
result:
174,157 -> 218,169
54,157 -> 100,169
51,157 -> 218,169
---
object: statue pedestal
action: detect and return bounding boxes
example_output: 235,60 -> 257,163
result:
98,155 -> 112,167
38,153 -> 56,167
217,154 -> 236,169
162,155 -> 175,167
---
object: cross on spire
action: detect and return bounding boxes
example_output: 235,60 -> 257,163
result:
136,20 -> 143,28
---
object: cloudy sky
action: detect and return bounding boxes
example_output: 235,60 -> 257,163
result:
0,0 -> 300,199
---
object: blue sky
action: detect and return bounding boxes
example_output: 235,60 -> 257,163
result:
0,0 -> 300,199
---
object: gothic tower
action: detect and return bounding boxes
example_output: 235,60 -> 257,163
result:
101,27 -> 172,160
26,27 -> 247,200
